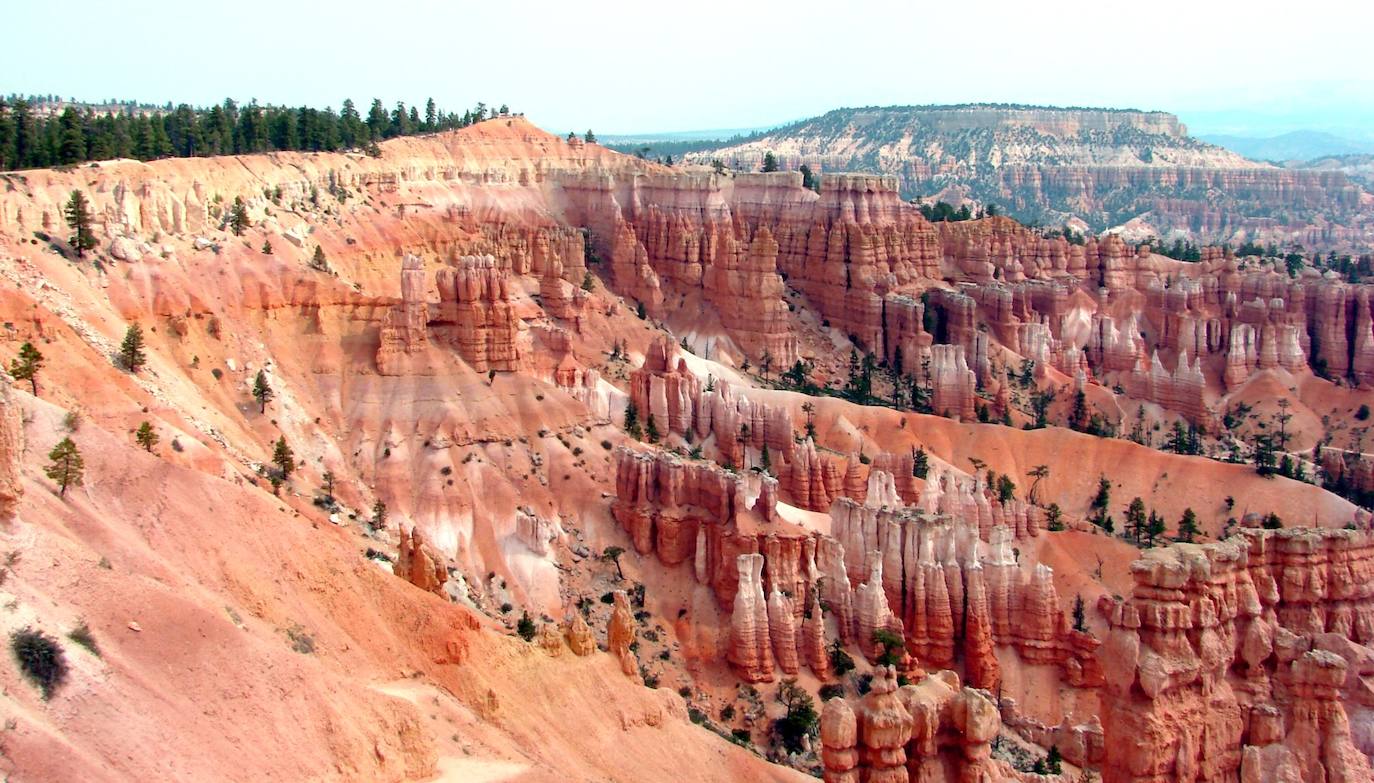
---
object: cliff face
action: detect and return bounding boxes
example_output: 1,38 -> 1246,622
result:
686,105 -> 1371,251
1099,530 -> 1374,782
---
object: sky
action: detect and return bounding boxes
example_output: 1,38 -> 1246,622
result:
6,0 -> 1373,138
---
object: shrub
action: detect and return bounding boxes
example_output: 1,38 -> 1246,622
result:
828,639 -> 855,676
773,680 -> 819,754
12,627 -> 68,698
730,728 -> 752,747
1357,404 -> 1370,421
1046,503 -> 1064,531
854,672 -> 874,695
818,682 -> 846,701
600,591 -> 615,604
872,628 -> 904,666
286,625 -> 315,654
516,612 -> 537,642
67,621 -> 100,657
500,603 -> 513,614
720,703 -> 737,721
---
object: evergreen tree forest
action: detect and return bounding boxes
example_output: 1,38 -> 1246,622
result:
0,95 -> 511,171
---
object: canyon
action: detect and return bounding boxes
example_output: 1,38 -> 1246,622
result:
0,111 -> 1371,783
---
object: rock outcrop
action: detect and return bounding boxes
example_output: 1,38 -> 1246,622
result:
378,253 -> 528,373
1099,529 -> 1374,782
431,255 -> 526,372
0,371 -> 22,521
565,611 -> 595,656
607,590 -> 639,679
394,526 -> 447,595
821,667 -> 1013,783
728,553 -> 775,682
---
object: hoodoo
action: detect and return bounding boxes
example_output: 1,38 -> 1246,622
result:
2,11 -> 1371,781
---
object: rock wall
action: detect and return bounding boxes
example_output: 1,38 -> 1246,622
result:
611,446 -> 1096,691
1098,529 -> 1374,782
830,498 -> 1095,687
377,253 -> 528,373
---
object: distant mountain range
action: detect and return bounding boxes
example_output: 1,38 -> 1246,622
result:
1200,131 -> 1374,163
668,104 -> 1370,251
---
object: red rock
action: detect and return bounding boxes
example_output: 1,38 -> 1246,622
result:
564,612 -> 595,656
767,586 -> 800,676
821,697 -> 860,783
802,590 -> 831,678
962,561 -> 1000,691
728,553 -> 775,682
0,374 -> 22,520
1100,529 -> 1374,782
394,526 -> 447,595
607,590 -> 639,679
856,667 -> 914,782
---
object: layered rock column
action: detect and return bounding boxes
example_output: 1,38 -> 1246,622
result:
729,553 -> 775,682
1099,530 -> 1374,783
607,590 -> 639,679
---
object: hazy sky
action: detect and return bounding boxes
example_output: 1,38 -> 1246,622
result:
6,0 -> 1372,137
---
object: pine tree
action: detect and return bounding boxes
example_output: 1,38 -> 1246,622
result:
760,444 -> 771,474
1146,511 -> 1167,547
1069,389 -> 1089,431
310,245 -> 328,272
995,474 -> 1016,503
1178,507 -> 1199,542
645,414 -> 660,444
64,190 -> 97,258
134,421 -> 158,452
1072,595 -> 1086,632
261,239 -> 272,254
45,436 -> 84,497
0,98 -> 16,170
9,341 -> 43,395
252,370 -> 273,413
1087,475 -> 1115,532
118,324 -> 147,372
624,399 -> 642,440
366,99 -> 388,140
57,108 -> 85,165
271,436 -> 295,480
227,196 -> 250,235
1046,745 -> 1063,774
1046,502 -> 1064,531
762,151 -> 779,172
913,446 -> 929,479
370,499 -> 387,531
1126,497 -> 1147,542
583,129 -> 596,143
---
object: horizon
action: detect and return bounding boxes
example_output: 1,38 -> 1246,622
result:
7,93 -> 1370,146
5,0 -> 1372,140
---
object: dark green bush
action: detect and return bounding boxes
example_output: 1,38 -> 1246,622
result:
12,627 -> 68,699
